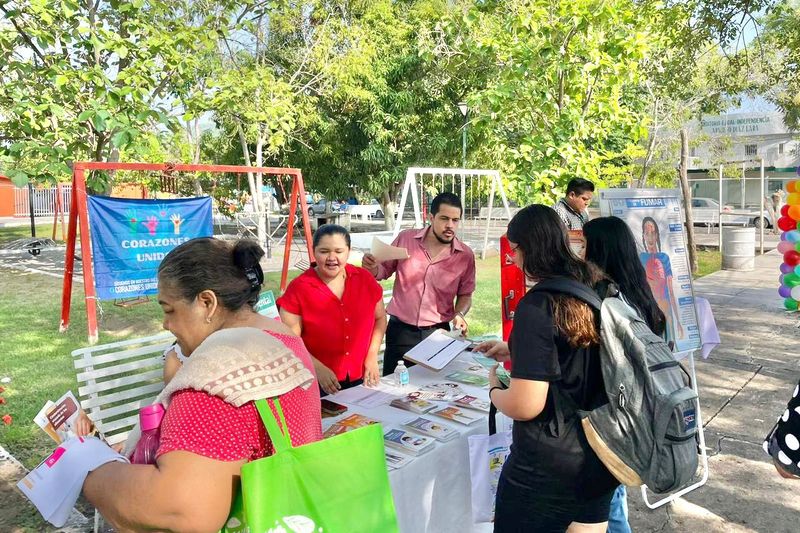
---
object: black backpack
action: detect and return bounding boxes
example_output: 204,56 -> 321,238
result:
532,278 -> 699,494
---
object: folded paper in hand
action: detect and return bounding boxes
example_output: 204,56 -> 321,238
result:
17,437 -> 127,527
404,329 -> 472,371
371,237 -> 409,261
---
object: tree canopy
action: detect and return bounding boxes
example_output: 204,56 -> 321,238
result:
0,0 -> 793,212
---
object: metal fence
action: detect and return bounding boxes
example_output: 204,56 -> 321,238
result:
14,185 -> 72,217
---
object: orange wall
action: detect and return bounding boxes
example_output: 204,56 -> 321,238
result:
111,183 -> 148,199
0,176 -> 15,217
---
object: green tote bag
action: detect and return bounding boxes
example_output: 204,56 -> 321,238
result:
239,398 -> 399,533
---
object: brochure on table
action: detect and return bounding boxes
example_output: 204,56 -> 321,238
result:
598,188 -> 702,354
323,353 -> 494,469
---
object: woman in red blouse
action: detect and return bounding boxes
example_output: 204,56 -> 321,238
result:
278,224 -> 388,395
80,238 -> 322,531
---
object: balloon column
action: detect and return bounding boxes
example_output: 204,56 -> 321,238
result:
778,175 -> 800,310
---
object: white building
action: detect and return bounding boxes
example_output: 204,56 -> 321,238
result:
686,111 -> 799,207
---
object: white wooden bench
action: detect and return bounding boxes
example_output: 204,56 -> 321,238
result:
71,332 -> 174,448
71,332 -> 174,532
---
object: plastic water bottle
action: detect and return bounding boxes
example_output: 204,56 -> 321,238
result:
132,404 -> 165,465
394,361 -> 410,388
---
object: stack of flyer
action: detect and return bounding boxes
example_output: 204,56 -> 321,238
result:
452,394 -> 491,413
402,416 -> 459,442
430,405 -> 483,426
444,371 -> 489,387
385,450 -> 415,470
322,413 -> 380,438
390,396 -> 437,414
384,428 -> 437,456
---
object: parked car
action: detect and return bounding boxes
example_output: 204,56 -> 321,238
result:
690,197 -> 773,228
307,199 -> 345,217
281,197 -> 345,217
345,200 -> 384,220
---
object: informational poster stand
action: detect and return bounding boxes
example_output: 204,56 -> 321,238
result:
599,188 -> 709,508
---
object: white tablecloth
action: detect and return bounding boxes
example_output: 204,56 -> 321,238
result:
694,296 -> 720,358
326,355 -> 505,533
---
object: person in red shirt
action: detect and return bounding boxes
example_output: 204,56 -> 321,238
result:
278,224 -> 388,395
81,238 -> 322,531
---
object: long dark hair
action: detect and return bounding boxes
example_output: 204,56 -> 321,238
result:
507,205 -> 604,347
584,216 -> 666,335
158,237 -> 264,310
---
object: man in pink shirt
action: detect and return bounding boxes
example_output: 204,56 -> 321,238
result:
363,192 -> 476,376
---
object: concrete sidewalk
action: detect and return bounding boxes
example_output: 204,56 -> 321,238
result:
628,251 -> 800,532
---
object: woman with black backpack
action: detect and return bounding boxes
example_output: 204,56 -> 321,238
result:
583,215 -> 668,533
482,205 -> 618,532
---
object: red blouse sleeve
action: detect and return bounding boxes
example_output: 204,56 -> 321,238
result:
360,266 -> 384,306
276,277 -> 303,315
157,389 -> 259,462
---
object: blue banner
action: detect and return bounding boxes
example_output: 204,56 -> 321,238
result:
87,196 -> 213,300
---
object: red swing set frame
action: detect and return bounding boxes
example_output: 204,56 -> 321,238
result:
59,161 -> 314,344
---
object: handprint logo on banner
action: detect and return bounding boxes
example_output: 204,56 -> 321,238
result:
142,215 -> 159,236
777,174 -> 800,310
170,213 -> 183,235
125,209 -> 139,233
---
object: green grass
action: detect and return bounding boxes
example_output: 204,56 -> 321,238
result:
0,222 -> 59,245
696,249 -> 721,278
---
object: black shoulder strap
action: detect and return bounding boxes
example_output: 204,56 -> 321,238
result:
530,277 -> 603,311
530,277 -> 604,438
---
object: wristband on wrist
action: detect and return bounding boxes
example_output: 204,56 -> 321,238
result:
489,386 -> 502,400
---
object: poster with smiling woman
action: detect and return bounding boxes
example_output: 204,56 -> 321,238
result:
598,189 -> 702,354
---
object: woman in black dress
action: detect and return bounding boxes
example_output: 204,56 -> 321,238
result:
487,205 -> 618,533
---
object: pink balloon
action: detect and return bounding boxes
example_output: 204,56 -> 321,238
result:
778,241 -> 795,254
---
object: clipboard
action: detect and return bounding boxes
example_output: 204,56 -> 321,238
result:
403,329 -> 472,371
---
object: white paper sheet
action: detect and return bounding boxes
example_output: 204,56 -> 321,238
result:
17,437 -> 128,527
371,237 -> 409,261
404,329 -> 472,371
333,386 -> 398,408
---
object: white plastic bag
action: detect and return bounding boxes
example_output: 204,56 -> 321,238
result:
467,430 -> 512,523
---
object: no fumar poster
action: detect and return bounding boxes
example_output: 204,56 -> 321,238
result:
599,189 -> 702,354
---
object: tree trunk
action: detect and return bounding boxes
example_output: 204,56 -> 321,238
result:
236,122 -> 260,216
381,189 -> 396,231
188,119 -> 203,195
254,132 -> 267,246
679,128 -> 698,275
638,98 -> 659,188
